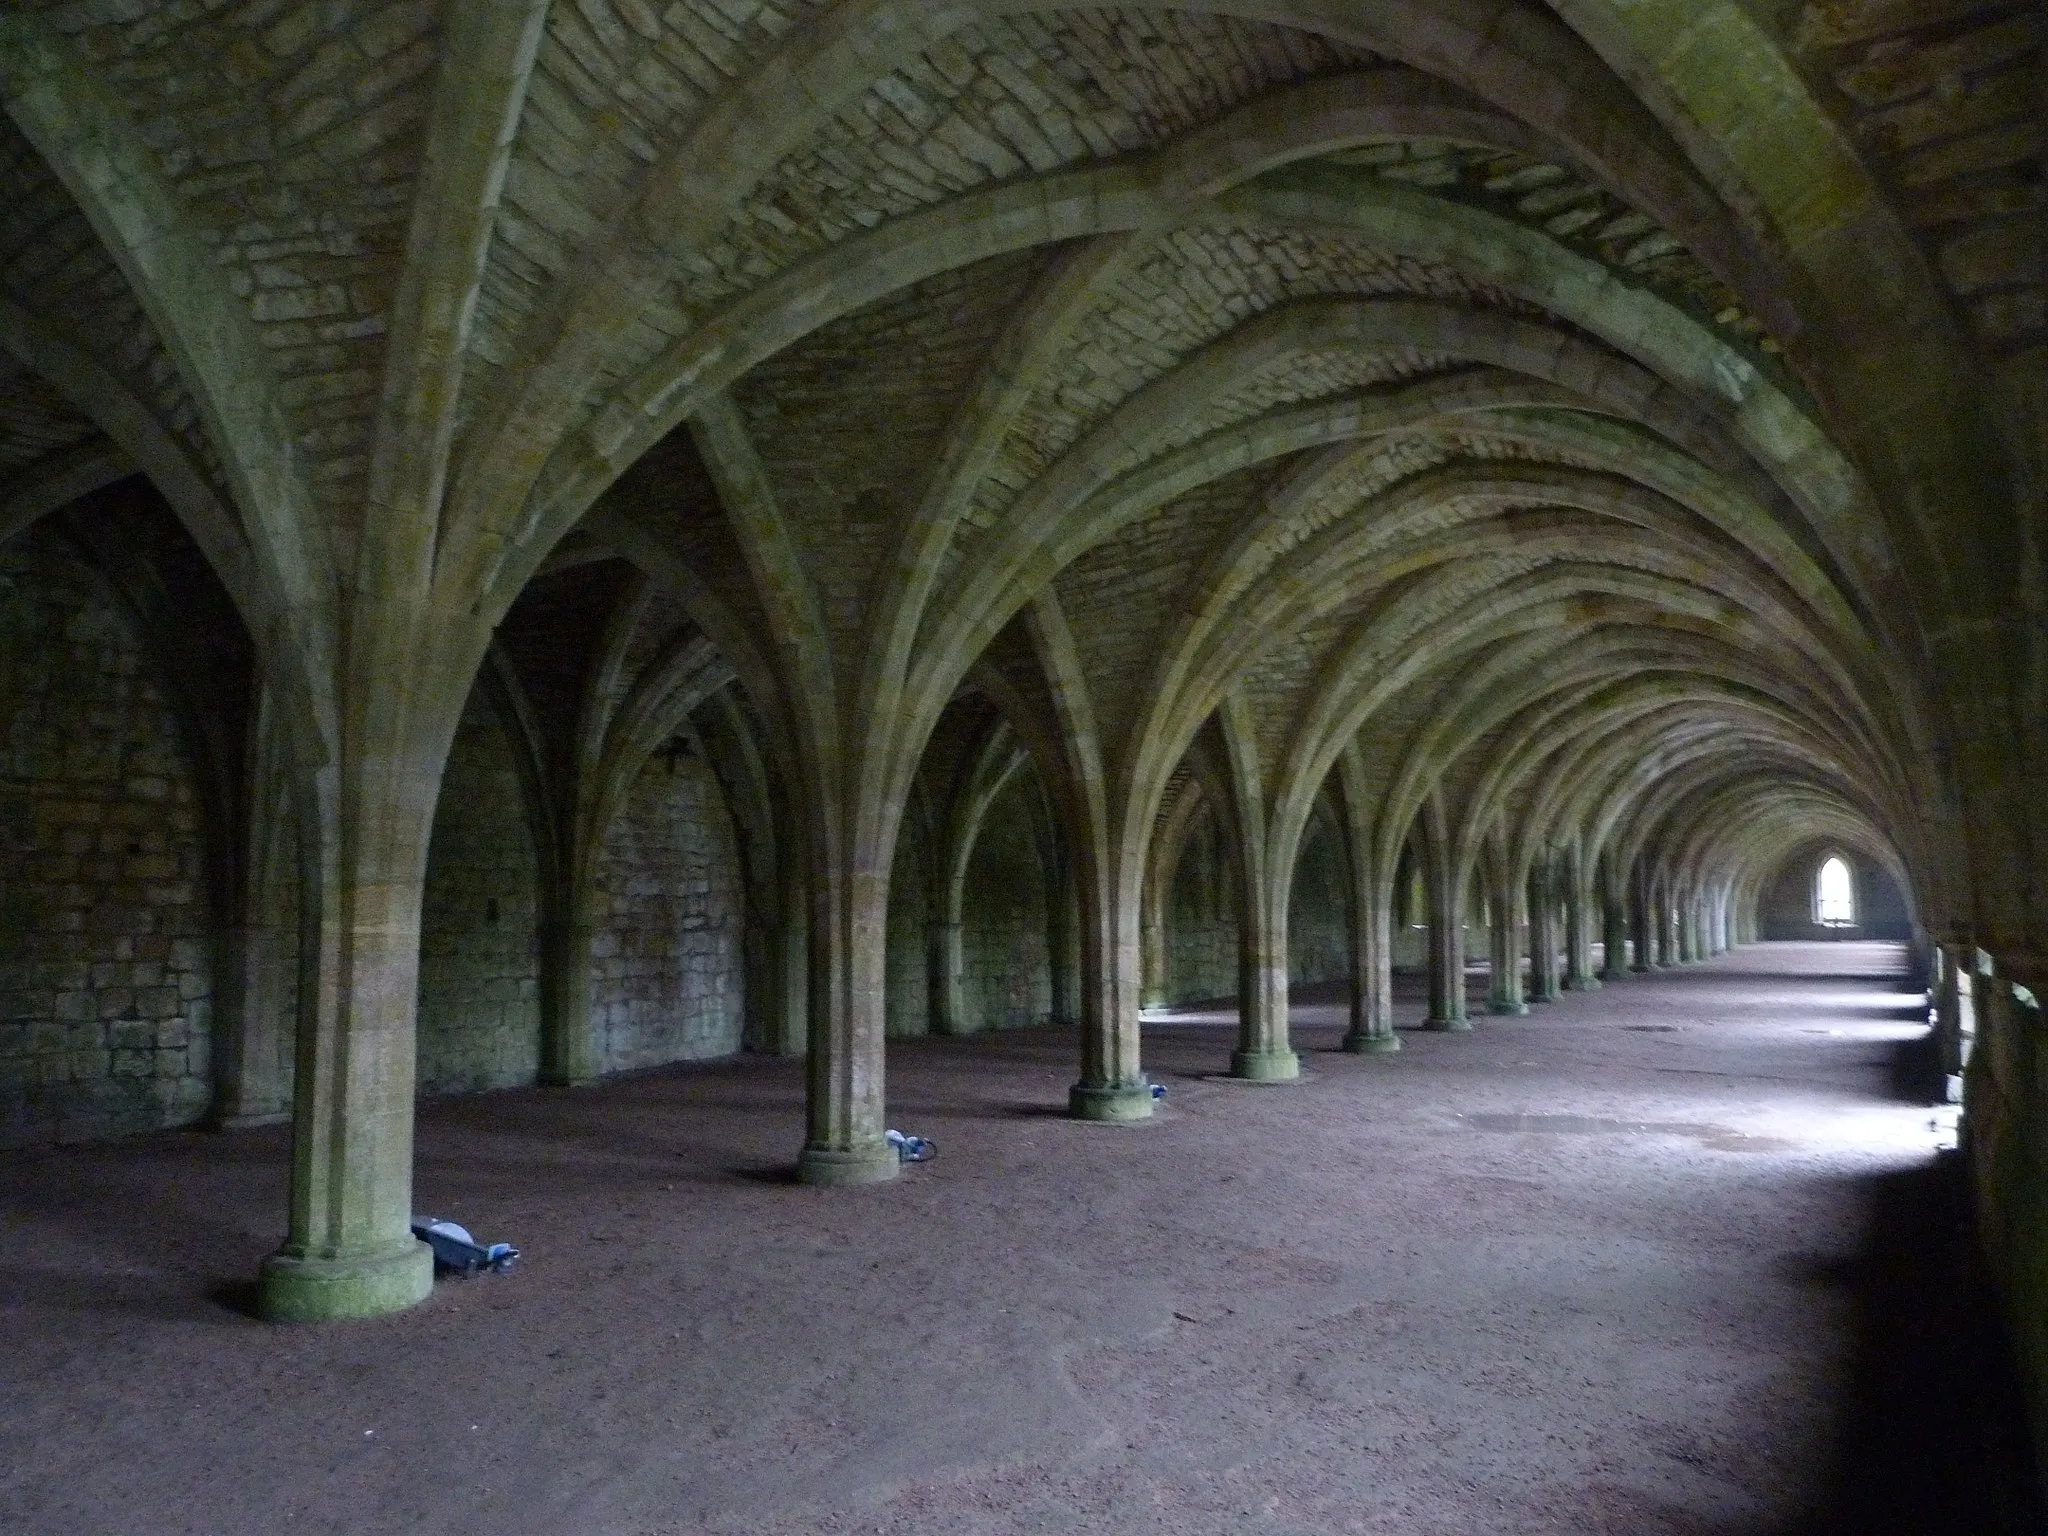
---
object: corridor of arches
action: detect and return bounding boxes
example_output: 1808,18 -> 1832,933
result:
1,0 -> 2044,1529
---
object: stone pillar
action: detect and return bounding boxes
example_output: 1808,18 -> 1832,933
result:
1934,942 -> 1967,1083
1488,870 -> 1527,1015
1138,886 -> 1168,1010
1047,865 -> 1078,1026
1529,860 -> 1563,1003
1068,842 -> 1153,1121
1565,843 -> 1598,990
257,776 -> 436,1322
1426,856 -> 1469,1031
1343,856 -> 1398,1054
211,706 -> 296,1129
1338,762 -> 1397,1056
796,854 -> 901,1184
765,851 -> 809,1056
1629,863 -> 1653,972
1232,868 -> 1299,1080
1601,886 -> 1631,983
929,918 -> 966,1035
745,911 -> 806,1056
210,918 -> 292,1128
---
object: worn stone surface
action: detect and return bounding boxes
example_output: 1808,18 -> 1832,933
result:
4,944 -> 2036,1534
591,748 -> 746,1072
0,529 -> 212,1148
416,687 -> 543,1097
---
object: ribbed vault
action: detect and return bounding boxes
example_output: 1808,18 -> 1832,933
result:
0,0 -> 2040,1324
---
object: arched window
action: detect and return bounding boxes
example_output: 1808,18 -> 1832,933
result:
1815,856 -> 1855,926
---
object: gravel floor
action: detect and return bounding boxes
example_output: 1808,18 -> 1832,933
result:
2,942 -> 2034,1534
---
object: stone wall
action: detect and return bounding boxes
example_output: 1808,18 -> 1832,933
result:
0,530 -> 214,1147
1155,804 -> 1354,1009
1165,805 -> 1239,1006
1758,846 -> 1912,941
590,748 -> 747,1072
415,687 -> 543,1096
886,810 -> 932,1038
959,770 -> 1052,1032
1287,815 -> 1349,988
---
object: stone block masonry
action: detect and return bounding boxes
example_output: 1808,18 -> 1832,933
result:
416,688 -> 543,1096
591,748 -> 746,1072
0,533 -> 213,1148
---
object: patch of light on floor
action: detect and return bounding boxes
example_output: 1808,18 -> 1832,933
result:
1805,988 -> 1934,1016
1757,1101 -> 1957,1161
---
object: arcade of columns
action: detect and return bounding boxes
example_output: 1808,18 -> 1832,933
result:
0,0 -> 2042,1419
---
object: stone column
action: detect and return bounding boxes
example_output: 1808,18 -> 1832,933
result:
1933,942 -> 1966,1083
1488,871 -> 1527,1015
1339,767 -> 1397,1055
210,917 -> 293,1128
929,918 -> 966,1035
1530,860 -> 1563,1003
1426,855 -> 1469,1031
762,851 -> 809,1056
1138,886 -> 1168,1009
1601,881 -> 1632,983
1629,862 -> 1653,972
1343,858 -> 1399,1054
796,848 -> 901,1184
1232,868 -> 1299,1080
1565,843 -> 1598,990
1068,837 -> 1153,1121
257,761 -> 437,1322
1047,864 -> 1078,1026
210,703 -> 296,1129
743,912 -> 805,1056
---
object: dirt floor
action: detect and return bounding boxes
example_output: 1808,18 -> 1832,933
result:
2,942 -> 2038,1535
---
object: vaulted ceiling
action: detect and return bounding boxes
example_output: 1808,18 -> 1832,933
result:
0,0 -> 2040,945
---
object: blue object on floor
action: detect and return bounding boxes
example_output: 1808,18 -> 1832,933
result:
411,1218 -> 518,1275
1151,1083 -> 1167,1100
885,1128 -> 937,1163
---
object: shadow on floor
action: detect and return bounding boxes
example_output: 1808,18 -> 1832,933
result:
1793,1039 -> 2042,1536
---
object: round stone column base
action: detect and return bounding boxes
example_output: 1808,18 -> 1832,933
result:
1425,1015 -> 1473,1032
1342,1031 -> 1401,1055
1068,1080 -> 1155,1121
258,1239 -> 433,1323
1229,1048 -> 1300,1081
1490,1000 -> 1529,1016
797,1142 -> 902,1186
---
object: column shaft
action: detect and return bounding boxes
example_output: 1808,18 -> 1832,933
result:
258,818 -> 434,1321
1069,856 -> 1152,1120
1233,878 -> 1299,1080
1565,845 -> 1598,989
